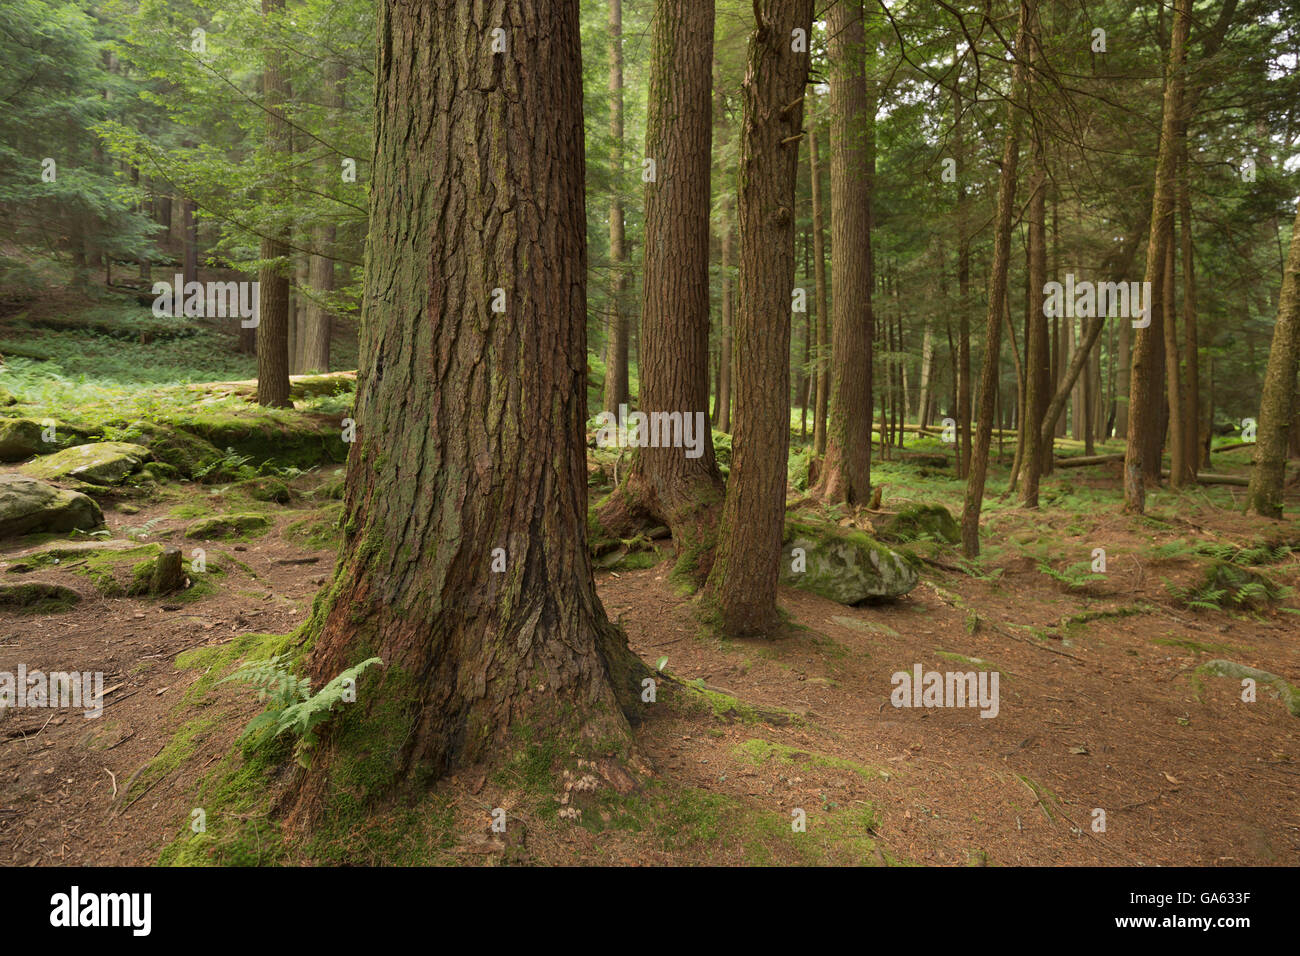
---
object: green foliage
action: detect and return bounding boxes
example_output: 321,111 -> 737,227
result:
221,655 -> 382,766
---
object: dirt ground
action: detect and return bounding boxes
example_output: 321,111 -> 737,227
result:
2,462 -> 1298,866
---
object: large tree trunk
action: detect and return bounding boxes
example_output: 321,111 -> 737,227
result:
815,0 -> 873,504
809,109 -> 830,458
705,0 -> 812,637
1247,203 -> 1300,517
256,0 -> 292,407
1124,0 -> 1188,512
285,0 -> 646,830
595,0 -> 723,579
602,0 -> 630,414
960,0 -> 1030,557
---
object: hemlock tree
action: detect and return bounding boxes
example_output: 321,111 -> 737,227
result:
255,0 -> 292,407
815,0 -> 873,505
705,0 -> 813,636
285,0 -> 646,828
1247,203 -> 1300,518
595,0 -> 724,576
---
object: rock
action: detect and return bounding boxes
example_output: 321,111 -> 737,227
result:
233,476 -> 291,504
0,475 -> 103,539
0,418 -> 44,462
0,581 -> 81,613
781,518 -> 918,603
21,442 -> 152,485
1198,659 -> 1300,717
184,513 -> 272,540
117,422 -> 222,479
877,504 -> 960,545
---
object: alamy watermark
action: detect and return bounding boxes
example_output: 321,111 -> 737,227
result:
0,665 -> 104,718
152,274 -> 259,327
891,663 -> 999,718
593,404 -> 708,459
1043,273 -> 1151,328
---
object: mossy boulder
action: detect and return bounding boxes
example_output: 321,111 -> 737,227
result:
21,442 -> 152,485
0,418 -> 45,462
0,474 -> 103,538
877,504 -> 960,545
0,581 -> 81,613
185,513 -> 272,540
117,422 -> 222,479
233,476 -> 291,504
781,518 -> 918,604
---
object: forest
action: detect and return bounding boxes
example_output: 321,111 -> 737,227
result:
0,0 -> 1297,879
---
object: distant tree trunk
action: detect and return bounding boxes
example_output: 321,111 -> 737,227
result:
716,195 -> 735,433
1178,137 -> 1199,482
1163,227 -> 1186,487
1019,87 -> 1048,508
182,198 -> 199,287
961,0 -> 1030,557
953,64 -> 972,479
603,0 -> 630,414
256,0 -> 291,407
1247,203 -> 1300,517
298,61 -> 346,375
809,112 -> 830,458
1125,0 -> 1187,512
706,0 -> 811,637
815,0 -> 873,505
917,320 -> 935,430
285,0 -> 646,831
596,0 -> 723,578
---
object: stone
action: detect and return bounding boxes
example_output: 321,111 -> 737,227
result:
0,475 -> 103,539
0,418 -> 44,462
21,442 -> 152,486
877,504 -> 960,545
781,518 -> 918,603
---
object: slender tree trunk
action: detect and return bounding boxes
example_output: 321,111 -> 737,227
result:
1163,225 -> 1186,487
1178,137 -> 1200,481
1124,0 -> 1188,513
961,0 -> 1030,557
285,0 -> 646,831
809,111 -> 830,458
603,0 -> 630,414
596,0 -> 723,578
299,61 -> 346,375
256,0 -> 292,407
706,0 -> 812,637
954,64 -> 972,479
717,195 -> 735,433
816,0 -> 873,504
1247,203 -> 1300,517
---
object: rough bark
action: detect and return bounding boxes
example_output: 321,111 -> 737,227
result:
256,0 -> 292,407
595,0 -> 724,578
815,0 -> 873,504
285,0 -> 646,830
602,0 -> 630,414
809,110 -> 830,458
705,0 -> 812,637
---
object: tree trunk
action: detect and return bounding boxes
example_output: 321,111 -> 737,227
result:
960,0 -> 1030,557
596,0 -> 723,578
1163,225 -> 1186,487
1247,203 -> 1300,517
705,0 -> 812,637
1019,67 -> 1048,509
256,0 -> 292,407
809,110 -> 830,458
299,60 -> 346,376
285,0 -> 646,830
1124,0 -> 1188,513
717,195 -> 735,433
603,0 -> 630,414
1178,136 -> 1199,481
815,0 -> 873,504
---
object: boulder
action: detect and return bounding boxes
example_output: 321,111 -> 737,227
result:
0,581 -> 81,613
781,518 -> 918,603
185,513 -> 272,540
21,442 -> 152,486
877,504 -> 960,545
0,475 -> 103,539
0,418 -> 44,462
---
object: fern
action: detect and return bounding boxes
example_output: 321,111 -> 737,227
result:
221,655 -> 382,765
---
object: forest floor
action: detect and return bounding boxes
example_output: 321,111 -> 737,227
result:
1,298 -> 1298,866
2,447 -> 1297,866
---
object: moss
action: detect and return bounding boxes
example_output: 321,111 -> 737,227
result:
184,512 -> 272,540
0,581 -> 81,613
125,716 -> 217,802
734,738 -> 883,782
668,677 -> 799,726
1197,659 -> 1300,716
232,476 -> 291,504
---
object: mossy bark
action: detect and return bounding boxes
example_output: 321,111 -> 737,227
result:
284,0 -> 647,832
